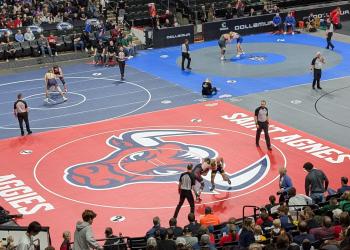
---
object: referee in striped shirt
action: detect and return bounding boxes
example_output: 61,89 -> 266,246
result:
173,164 -> 195,218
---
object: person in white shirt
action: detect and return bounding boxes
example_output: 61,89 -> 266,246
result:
288,187 -> 312,216
24,28 -> 35,41
326,18 -> 335,50
17,221 -> 42,250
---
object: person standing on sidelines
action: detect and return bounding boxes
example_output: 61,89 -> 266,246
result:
303,162 -> 329,204
117,47 -> 126,81
254,100 -> 272,150
181,39 -> 192,71
326,18 -> 335,50
14,93 -> 32,136
310,52 -> 325,90
173,164 -> 195,219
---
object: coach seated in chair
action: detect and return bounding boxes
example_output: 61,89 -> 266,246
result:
284,12 -> 296,35
202,78 -> 217,97
272,13 -> 282,34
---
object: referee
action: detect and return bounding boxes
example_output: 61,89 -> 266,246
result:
117,46 -> 126,81
13,93 -> 32,136
310,52 -> 325,90
181,39 -> 191,71
173,164 -> 195,219
254,100 -> 272,150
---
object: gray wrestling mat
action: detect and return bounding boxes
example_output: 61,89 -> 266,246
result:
177,43 -> 341,78
225,76 -> 350,148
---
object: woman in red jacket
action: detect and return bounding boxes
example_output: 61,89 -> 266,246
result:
330,7 -> 341,29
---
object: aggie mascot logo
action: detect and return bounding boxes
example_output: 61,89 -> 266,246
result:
35,127 -> 283,208
64,129 -> 271,193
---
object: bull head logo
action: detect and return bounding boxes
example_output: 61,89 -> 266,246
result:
64,129 -> 270,193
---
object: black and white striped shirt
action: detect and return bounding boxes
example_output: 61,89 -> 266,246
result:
179,172 -> 195,190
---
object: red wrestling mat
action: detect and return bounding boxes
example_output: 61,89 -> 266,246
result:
1,100 -> 349,246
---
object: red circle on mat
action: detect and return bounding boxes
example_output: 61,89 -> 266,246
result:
35,126 -> 286,209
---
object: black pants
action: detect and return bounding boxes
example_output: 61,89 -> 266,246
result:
5,50 -> 18,60
181,52 -> 191,70
173,189 -> 194,218
326,32 -> 334,49
17,112 -> 31,135
313,69 -> 322,88
256,121 -> 271,148
118,61 -> 125,78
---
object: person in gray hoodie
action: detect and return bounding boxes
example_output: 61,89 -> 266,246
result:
73,210 -> 102,250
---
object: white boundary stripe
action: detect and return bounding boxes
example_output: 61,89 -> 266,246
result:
0,91 -> 195,128
33,125 -> 286,210
0,77 -> 152,129
0,84 -> 179,117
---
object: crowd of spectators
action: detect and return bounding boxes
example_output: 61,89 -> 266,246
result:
2,165 -> 350,250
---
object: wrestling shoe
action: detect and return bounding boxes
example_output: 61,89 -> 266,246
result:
220,56 -> 225,60
63,96 -> 68,102
44,98 -> 49,103
236,54 -> 241,58
228,179 -> 232,185
210,185 -> 215,191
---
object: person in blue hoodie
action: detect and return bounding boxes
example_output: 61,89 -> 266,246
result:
272,13 -> 282,34
284,12 -> 296,35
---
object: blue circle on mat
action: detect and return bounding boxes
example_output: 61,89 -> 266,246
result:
230,53 -> 286,65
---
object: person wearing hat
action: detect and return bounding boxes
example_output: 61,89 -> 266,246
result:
303,162 -> 329,204
202,78 -> 217,97
310,52 -> 325,89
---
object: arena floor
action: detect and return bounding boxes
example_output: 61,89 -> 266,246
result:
0,27 -> 350,245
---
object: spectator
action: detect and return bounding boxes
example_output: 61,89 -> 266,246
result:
146,237 -> 157,250
4,42 -> 18,62
261,5 -> 270,15
330,7 -> 341,29
199,207 -> 220,227
73,210 -> 101,250
22,14 -> 32,26
103,227 -> 124,250
239,218 -> 255,248
6,18 -> 14,29
265,195 -> 279,215
60,231 -> 72,250
272,13 -> 283,34
278,205 -> 294,230
271,5 -> 280,14
275,231 -> 290,249
193,234 -> 215,250
249,8 -> 257,17
38,34 -> 53,57
1,31 -> 12,44
17,221 -> 42,250
208,3 -> 216,22
73,32 -> 84,52
338,212 -> 350,240
301,207 -> 320,230
24,28 -> 35,41
303,162 -> 329,204
293,221 -> 315,245
256,209 -> 273,234
157,229 -> 176,250
219,224 -> 238,246
278,167 -> 293,202
225,4 -> 234,19
13,15 -> 22,28
338,177 -> 350,193
94,40 -> 106,64
5,235 -> 15,250
146,216 -> 165,238
254,225 -> 267,242
47,33 -> 58,56
106,40 -> 116,65
309,216 -> 335,240
288,187 -> 313,213
220,217 -> 238,237
185,213 -> 200,236
235,0 -> 245,17
339,191 -> 350,211
168,218 -> 183,238
176,226 -> 198,247
81,31 -> 92,52
305,12 -> 316,32
202,78 -> 217,97
319,197 -> 339,215
284,12 -> 296,35
271,219 -> 282,238
200,5 -> 207,23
